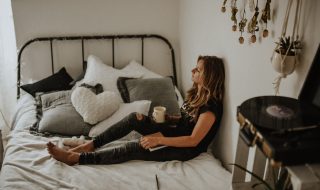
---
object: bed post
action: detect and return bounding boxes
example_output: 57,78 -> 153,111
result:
50,39 -> 54,74
141,37 -> 144,66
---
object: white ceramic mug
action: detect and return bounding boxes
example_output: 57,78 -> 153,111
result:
152,106 -> 166,123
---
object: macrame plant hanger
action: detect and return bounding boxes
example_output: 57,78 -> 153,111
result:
273,0 -> 302,95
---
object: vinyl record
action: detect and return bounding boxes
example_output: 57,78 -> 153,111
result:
238,96 -> 320,131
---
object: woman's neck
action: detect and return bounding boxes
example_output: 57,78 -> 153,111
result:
197,85 -> 202,95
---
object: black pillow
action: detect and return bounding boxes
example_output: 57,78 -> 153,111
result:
117,77 -> 180,116
21,67 -> 73,97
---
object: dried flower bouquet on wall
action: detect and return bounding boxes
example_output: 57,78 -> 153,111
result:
221,0 -> 272,44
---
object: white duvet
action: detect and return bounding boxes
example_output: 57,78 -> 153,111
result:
0,95 -> 231,190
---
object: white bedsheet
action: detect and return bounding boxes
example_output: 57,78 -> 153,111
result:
0,94 -> 231,190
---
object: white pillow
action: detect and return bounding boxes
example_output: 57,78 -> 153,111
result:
175,87 -> 184,108
83,55 -> 142,94
121,60 -> 163,78
89,100 -> 151,137
71,87 -> 121,125
122,60 -> 184,107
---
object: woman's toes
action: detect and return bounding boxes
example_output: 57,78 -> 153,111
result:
47,141 -> 55,148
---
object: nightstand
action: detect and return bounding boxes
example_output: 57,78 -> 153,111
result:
287,165 -> 320,190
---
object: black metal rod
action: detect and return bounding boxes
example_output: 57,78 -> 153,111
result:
141,37 -> 144,66
50,40 -> 54,74
112,38 -> 115,68
81,39 -> 85,70
17,34 -> 177,99
171,49 -> 177,86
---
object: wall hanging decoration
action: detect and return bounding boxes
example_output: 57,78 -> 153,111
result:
221,0 -> 273,44
247,0 -> 259,43
238,9 -> 247,44
221,0 -> 228,12
231,0 -> 238,31
272,0 -> 302,95
260,0 -> 271,37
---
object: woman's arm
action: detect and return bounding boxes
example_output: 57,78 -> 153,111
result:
140,111 -> 216,149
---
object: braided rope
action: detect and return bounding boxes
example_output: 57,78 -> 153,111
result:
273,0 -> 302,95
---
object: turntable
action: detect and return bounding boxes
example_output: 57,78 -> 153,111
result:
237,44 -> 320,166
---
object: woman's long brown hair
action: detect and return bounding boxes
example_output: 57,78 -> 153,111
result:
185,56 -> 225,121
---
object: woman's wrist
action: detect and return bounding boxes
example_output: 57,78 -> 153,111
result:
157,137 -> 163,145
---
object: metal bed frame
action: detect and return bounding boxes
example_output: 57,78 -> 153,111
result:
17,34 -> 177,99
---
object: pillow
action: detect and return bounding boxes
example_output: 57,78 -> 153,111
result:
122,60 -> 184,106
175,87 -> 184,108
71,86 -> 121,125
82,55 -> 142,95
121,60 -> 163,78
21,67 -> 73,97
89,100 -> 151,137
117,77 -> 180,116
34,90 -> 92,136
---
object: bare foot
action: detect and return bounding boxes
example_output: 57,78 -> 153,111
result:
47,142 -> 80,165
69,141 -> 95,153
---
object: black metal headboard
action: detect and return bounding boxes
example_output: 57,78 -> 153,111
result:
17,34 -> 177,99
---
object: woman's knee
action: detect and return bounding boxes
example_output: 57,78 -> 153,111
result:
128,112 -> 145,121
136,113 -> 144,121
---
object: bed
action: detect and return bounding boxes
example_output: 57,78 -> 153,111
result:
0,34 -> 231,190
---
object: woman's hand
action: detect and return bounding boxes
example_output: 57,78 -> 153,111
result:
140,136 -> 160,149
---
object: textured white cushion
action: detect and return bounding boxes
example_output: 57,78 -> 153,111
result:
71,86 -> 121,125
122,60 -> 184,107
89,100 -> 151,137
83,55 -> 142,94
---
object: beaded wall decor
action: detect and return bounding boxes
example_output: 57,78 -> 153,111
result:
221,0 -> 272,44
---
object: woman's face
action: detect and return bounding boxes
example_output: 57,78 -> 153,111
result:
191,60 -> 204,85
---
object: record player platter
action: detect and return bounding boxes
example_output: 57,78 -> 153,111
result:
238,96 -> 320,131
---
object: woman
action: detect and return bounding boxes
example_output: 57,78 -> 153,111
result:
47,55 -> 225,165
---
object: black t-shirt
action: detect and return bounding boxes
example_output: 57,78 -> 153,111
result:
177,99 -> 223,151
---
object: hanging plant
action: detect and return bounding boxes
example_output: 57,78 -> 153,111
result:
272,0 -> 303,95
261,0 -> 272,38
272,36 -> 302,77
231,0 -> 238,31
275,36 -> 302,56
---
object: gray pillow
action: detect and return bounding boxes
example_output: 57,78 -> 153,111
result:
34,90 -> 91,136
117,77 -> 180,116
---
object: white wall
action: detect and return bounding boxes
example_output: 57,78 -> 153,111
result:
0,0 -> 18,133
12,0 -> 180,88
179,0 -> 320,171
